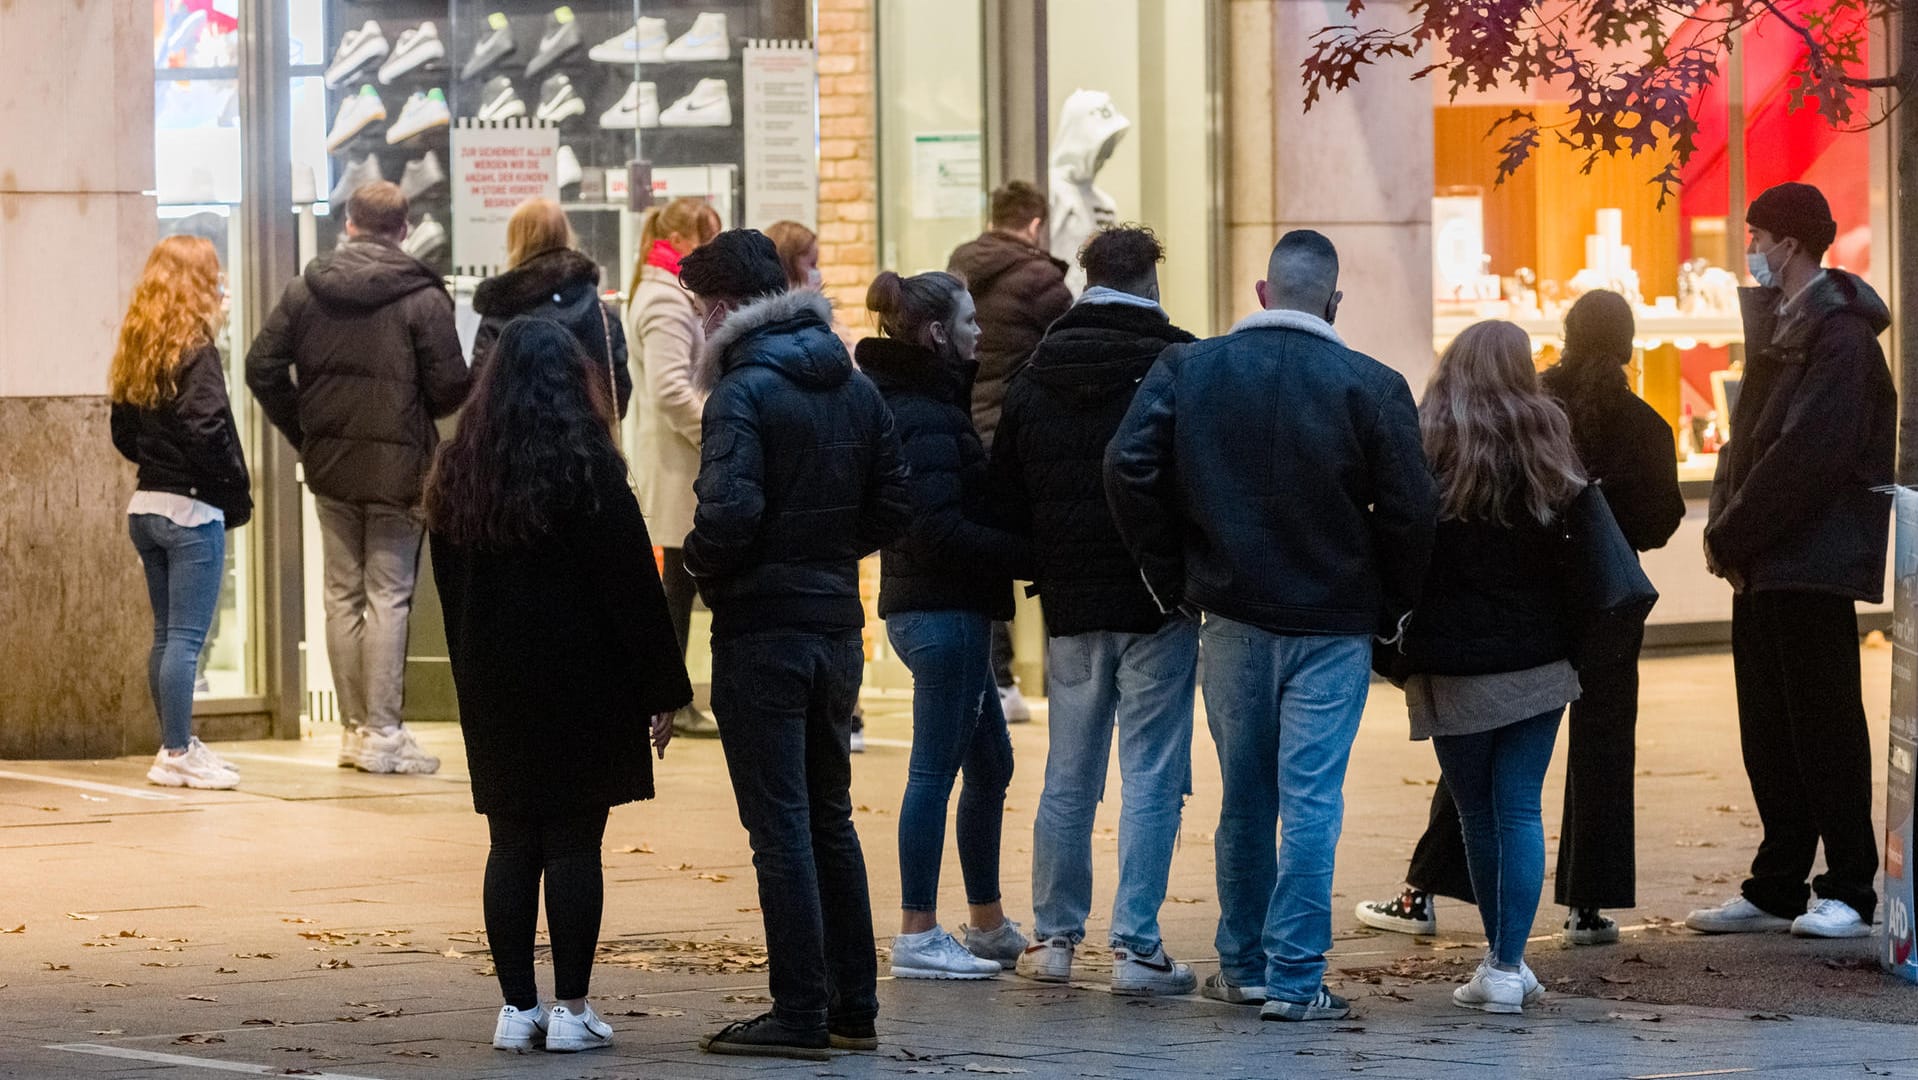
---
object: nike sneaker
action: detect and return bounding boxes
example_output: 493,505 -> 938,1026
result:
525,7 -> 584,80
387,88 -> 451,144
589,17 -> 667,64
557,144 -> 583,191
663,12 -> 730,62
461,12 -> 516,81
534,74 -> 586,123
378,22 -> 444,83
402,215 -> 447,261
398,151 -> 446,201
476,76 -> 526,121
325,85 -> 388,151
599,81 -> 659,129
329,155 -> 385,206
325,21 -> 390,88
659,78 -> 731,127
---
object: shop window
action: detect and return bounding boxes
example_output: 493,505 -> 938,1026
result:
876,0 -> 986,277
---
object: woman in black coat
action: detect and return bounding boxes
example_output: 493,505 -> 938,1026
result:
425,317 -> 691,1054
1357,290 -> 1684,947
471,199 -> 632,419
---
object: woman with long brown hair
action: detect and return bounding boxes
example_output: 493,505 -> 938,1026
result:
109,235 -> 252,790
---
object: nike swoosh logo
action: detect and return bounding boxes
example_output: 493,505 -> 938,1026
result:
1131,956 -> 1174,972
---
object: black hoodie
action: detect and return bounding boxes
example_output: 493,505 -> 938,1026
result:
471,249 -> 631,419
992,299 -> 1196,635
246,237 -> 470,505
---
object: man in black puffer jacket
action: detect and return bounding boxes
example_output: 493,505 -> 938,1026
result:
989,226 -> 1202,992
245,182 -> 469,776
679,230 -> 910,1061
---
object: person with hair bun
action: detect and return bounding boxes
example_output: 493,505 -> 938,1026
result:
856,269 -> 1036,982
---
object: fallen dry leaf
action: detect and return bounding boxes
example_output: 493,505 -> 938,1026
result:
140,962 -> 180,969
184,994 -> 218,1002
65,913 -> 98,921
0,925 -> 23,934
282,917 -> 316,924
388,1048 -> 437,1058
695,872 -> 732,883
214,967 -> 238,974
317,959 -> 353,970
616,844 -> 655,854
234,952 -> 276,960
89,1029 -> 124,1036
97,982 -> 129,988
175,1033 -> 225,1044
43,963 -> 70,971
242,1018 -> 288,1026
442,948 -> 466,958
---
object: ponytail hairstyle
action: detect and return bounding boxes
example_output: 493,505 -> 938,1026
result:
638,197 -> 720,253
865,270 -> 968,351
109,235 -> 224,409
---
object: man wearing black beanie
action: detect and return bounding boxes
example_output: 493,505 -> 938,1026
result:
679,229 -> 912,1059
1687,182 -> 1894,940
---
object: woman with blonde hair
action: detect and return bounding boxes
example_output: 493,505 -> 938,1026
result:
109,235 -> 252,790
1377,319 -> 1586,1014
627,196 -> 722,737
471,198 -> 630,420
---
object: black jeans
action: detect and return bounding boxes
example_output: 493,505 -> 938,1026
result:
484,810 -> 610,1008
661,547 -> 698,658
1406,643 -> 1641,910
1732,591 -> 1879,922
711,630 -> 878,1030
992,619 -> 1016,689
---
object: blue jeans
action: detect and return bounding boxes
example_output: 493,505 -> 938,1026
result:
1431,709 -> 1565,967
128,514 -> 226,750
1201,616 -> 1370,1004
1032,619 -> 1199,953
888,610 -> 1014,912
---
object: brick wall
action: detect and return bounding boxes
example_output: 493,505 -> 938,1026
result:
816,0 -> 879,337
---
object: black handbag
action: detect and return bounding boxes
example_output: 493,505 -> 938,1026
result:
1561,482 -> 1658,669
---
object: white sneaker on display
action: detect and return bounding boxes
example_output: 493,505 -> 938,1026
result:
378,22 -> 443,83
461,13 -> 516,81
1015,935 -> 1073,983
1685,895 -> 1794,934
998,684 -> 1032,724
1110,943 -> 1197,996
556,145 -> 582,191
325,85 -> 388,152
398,151 -> 445,201
337,726 -> 365,768
543,1003 -> 613,1053
476,76 -> 525,122
890,927 -> 1003,980
599,81 -> 659,129
325,20 -> 390,88
147,740 -> 239,790
1792,898 -> 1872,939
659,78 -> 731,127
329,156 -> 383,207
535,75 -> 586,124
1453,963 -> 1526,1014
387,89 -> 450,144
663,12 -> 730,62
492,1002 -> 549,1052
354,725 -> 440,774
525,7 -> 585,79
590,17 -> 667,64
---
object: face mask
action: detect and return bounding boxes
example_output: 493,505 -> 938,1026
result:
805,267 -> 822,289
1747,240 -> 1792,289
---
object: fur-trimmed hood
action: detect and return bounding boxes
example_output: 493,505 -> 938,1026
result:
1229,306 -> 1346,346
694,288 -> 848,393
472,249 -> 603,317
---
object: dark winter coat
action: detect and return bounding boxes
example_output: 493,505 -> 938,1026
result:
471,249 -> 632,419
683,290 -> 911,639
992,300 -> 1195,636
111,342 -> 253,528
245,237 -> 470,506
1540,365 -> 1684,553
432,459 -> 693,818
1398,508 -> 1574,677
1106,308 -> 1437,637
946,230 -> 1074,450
1707,271 -> 1895,601
858,336 -> 1034,621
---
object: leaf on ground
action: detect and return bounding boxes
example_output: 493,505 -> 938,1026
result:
695,873 -> 732,883
214,967 -> 238,974
89,1029 -> 124,1036
721,993 -> 773,1004
1607,1010 -> 1663,1022
97,982 -> 129,988
81,941 -> 115,948
243,1018 -> 288,1026
616,844 -> 655,854
1621,954 -> 1664,967
317,959 -> 353,970
184,994 -> 219,1002
961,1067 -> 1028,1075
1598,974 -> 1636,985
174,1033 -> 224,1044
0,925 -> 23,934
737,907 -> 761,913
614,1007 -> 685,1018
282,917 -> 316,924
234,952 -> 276,960
140,962 -> 181,969
388,1049 -> 437,1058
1747,1012 -> 1792,1021
442,948 -> 466,958
43,963 -> 70,971
65,912 -> 98,921
1333,1025 -> 1366,1033
1703,965 -> 1730,976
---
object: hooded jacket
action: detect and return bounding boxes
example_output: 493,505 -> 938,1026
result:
1106,308 -> 1438,637
111,342 -> 253,528
1539,364 -> 1684,554
992,299 -> 1194,635
1048,89 -> 1130,295
246,237 -> 470,506
683,290 -> 911,639
471,249 -> 631,419
859,336 -> 1034,621
1706,269 -> 1895,601
946,230 -> 1074,450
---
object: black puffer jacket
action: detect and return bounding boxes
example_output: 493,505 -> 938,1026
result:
947,230 -> 1074,450
683,290 -> 911,639
471,249 -> 632,419
1707,271 -> 1895,601
1399,508 -> 1573,676
1540,365 -> 1684,553
858,336 -> 1033,621
111,342 -> 253,528
993,300 -> 1195,635
245,238 -> 470,506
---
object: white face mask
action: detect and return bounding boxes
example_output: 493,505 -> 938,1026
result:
805,267 -> 822,290
1747,240 -> 1792,289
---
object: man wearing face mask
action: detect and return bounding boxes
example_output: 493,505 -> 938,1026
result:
1688,182 -> 1895,941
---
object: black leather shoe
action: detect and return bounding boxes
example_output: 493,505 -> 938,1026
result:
699,1012 -> 830,1061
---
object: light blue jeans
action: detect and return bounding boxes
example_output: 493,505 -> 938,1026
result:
1031,618 -> 1199,954
129,514 -> 226,751
1201,616 -> 1370,1004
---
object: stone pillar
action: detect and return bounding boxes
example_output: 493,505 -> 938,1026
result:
815,0 -> 880,326
1225,0 -> 1434,388
0,2 -> 158,758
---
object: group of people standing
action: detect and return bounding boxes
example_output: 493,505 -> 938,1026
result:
104,175 -> 1892,1057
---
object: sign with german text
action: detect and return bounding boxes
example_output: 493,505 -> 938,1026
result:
452,119 -> 559,277
742,40 -> 818,231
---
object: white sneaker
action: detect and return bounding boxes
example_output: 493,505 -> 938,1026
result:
1015,936 -> 1073,983
556,145 -> 582,191
1517,961 -> 1545,1005
890,927 -> 1002,980
476,76 -> 525,122
601,81 -> 660,129
492,1002 -> 549,1052
330,155 -> 384,206
590,17 -> 667,63
386,89 -> 450,144
147,741 -> 239,790
191,738 -> 240,775
337,726 -> 364,768
1453,963 -> 1526,1014
525,7 -> 584,79
378,22 -> 444,83
664,12 -> 731,62
534,75 -> 586,124
659,78 -> 731,127
398,151 -> 445,201
960,919 -> 1028,969
543,1002 -> 612,1053
1111,944 -> 1197,996
461,12 -> 516,81
325,85 -> 388,152
1686,896 -> 1794,934
325,20 -> 389,88
848,728 -> 866,754
402,214 -> 447,261
1793,898 -> 1872,939
998,684 -> 1032,724
354,725 -> 441,774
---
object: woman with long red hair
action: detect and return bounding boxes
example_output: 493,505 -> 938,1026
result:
109,234 -> 252,789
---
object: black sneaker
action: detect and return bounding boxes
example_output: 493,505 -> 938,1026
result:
1354,888 -> 1436,935
828,1017 -> 878,1052
699,1012 -> 830,1061
1561,907 -> 1620,945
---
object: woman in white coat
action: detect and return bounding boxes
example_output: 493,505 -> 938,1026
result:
627,196 -> 721,736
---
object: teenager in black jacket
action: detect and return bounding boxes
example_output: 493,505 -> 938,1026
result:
857,270 -> 1035,982
989,227 -> 1201,993
109,236 -> 251,791
1359,290 -> 1683,947
426,317 -> 691,1055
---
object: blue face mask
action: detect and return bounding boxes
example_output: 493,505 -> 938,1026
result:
1747,239 -> 1793,289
